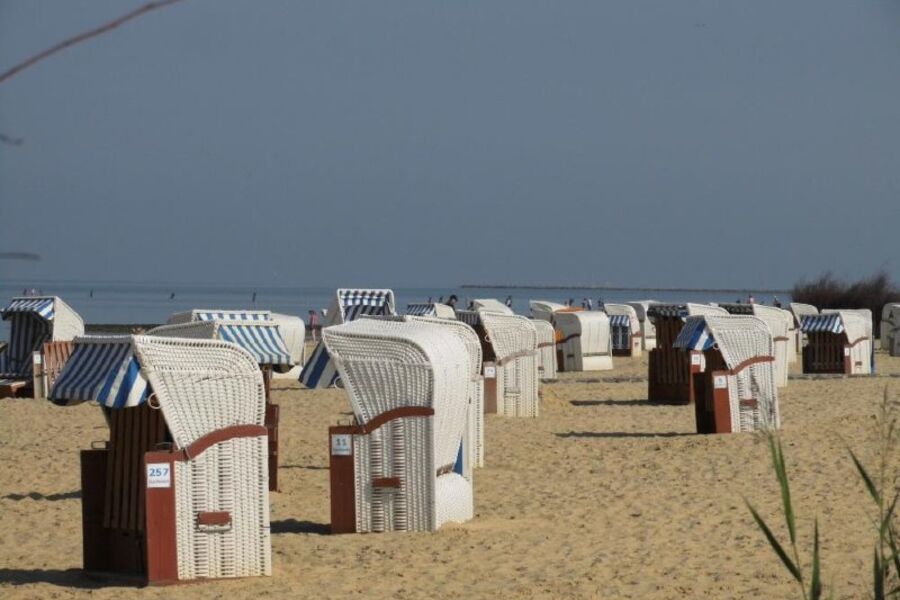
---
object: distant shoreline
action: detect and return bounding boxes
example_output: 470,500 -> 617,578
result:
460,284 -> 791,294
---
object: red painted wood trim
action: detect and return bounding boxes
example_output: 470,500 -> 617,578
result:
175,425 -> 268,461
197,511 -> 231,526
557,333 -> 581,344
144,451 -> 178,584
329,426 -> 358,534
372,477 -> 401,489
773,336 -> 789,342
729,355 -> 774,375
536,342 -> 555,348
497,349 -> 537,366
357,406 -> 434,434
846,336 -> 869,348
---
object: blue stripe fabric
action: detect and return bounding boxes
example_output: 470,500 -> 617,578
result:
800,314 -> 844,334
2,297 -> 55,321
455,311 -> 480,326
674,318 -> 715,350
338,290 -> 395,322
218,323 -> 292,365
50,341 -> 149,407
0,312 -> 51,378
405,303 -> 436,316
196,311 -> 270,322
299,342 -> 339,388
608,315 -> 631,327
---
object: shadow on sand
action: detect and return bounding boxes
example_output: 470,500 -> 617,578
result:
569,399 -> 669,407
555,431 -> 694,439
271,519 -> 331,535
0,568 -> 136,589
3,490 -> 81,501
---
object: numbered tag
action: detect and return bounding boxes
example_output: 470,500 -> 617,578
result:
714,375 -> 728,389
331,434 -> 352,456
843,347 -> 850,356
690,353 -> 702,365
146,463 -> 171,488
484,365 -> 496,379
33,354 -> 42,365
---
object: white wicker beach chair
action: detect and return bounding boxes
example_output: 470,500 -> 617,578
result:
49,335 -> 271,584
472,299 -> 514,315
405,302 -> 457,319
790,302 -> 818,350
674,315 -> 780,433
800,310 -> 873,375
300,289 -> 397,389
529,300 -> 566,322
553,311 -> 613,372
324,319 -> 473,533
718,304 -> 792,388
1,296 -> 84,396
166,309 -> 304,370
478,312 -> 539,417
604,303 -> 643,357
626,301 -> 659,350
531,319 -> 557,381
881,303 -> 900,356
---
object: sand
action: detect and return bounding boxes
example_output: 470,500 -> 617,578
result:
2,351 -> 899,599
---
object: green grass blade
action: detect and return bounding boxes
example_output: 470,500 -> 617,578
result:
888,527 -> 900,582
882,493 -> 899,539
850,449 -> 880,505
771,435 -> 797,545
810,519 -> 822,600
875,546 -> 884,600
746,500 -> 803,583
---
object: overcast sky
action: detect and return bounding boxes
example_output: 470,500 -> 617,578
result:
1,0 -> 899,290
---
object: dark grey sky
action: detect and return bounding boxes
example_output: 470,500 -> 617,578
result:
2,0 -> 899,289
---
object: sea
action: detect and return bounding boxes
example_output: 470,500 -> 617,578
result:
0,278 -> 791,336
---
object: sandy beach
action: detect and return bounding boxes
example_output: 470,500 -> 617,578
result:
2,351 -> 899,599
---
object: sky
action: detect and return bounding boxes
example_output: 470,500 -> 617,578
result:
1,0 -> 899,290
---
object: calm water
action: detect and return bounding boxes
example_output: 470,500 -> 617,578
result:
0,279 -> 791,336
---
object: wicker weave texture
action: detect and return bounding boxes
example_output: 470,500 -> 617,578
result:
480,313 -> 540,417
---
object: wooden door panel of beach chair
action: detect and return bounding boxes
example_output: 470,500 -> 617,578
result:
42,341 -> 74,393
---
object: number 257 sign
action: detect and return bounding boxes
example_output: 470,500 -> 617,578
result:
146,463 -> 171,488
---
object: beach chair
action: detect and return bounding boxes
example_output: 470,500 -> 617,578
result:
324,318 -> 473,533
718,304 -> 792,388
553,311 -> 613,372
405,302 -> 456,319
49,335 -> 271,584
365,314 -> 484,474
529,300 -> 566,322
166,308 -> 305,371
458,310 -> 539,417
0,296 -> 84,397
880,303 -> 900,356
674,315 -> 780,434
604,303 -> 643,357
789,302 -> 818,352
626,301 -> 660,350
472,299 -> 514,315
300,289 -> 396,388
149,319 -> 293,491
646,303 -> 727,404
800,310 -> 874,375
531,319 -> 558,381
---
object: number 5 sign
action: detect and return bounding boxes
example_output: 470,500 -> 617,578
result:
147,463 -> 171,488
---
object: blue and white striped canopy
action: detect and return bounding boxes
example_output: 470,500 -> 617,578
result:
51,341 -> 150,408
298,342 -> 339,389
196,311 -> 270,322
339,289 -> 395,322
455,311 -> 480,327
673,318 -> 716,351
608,315 -> 631,328
800,314 -> 844,334
2,297 -> 55,321
405,303 -> 437,317
217,323 -> 292,365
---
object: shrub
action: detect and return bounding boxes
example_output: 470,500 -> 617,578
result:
792,272 -> 900,338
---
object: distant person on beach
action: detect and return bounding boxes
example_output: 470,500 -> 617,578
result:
567,298 -> 574,307
586,298 -> 593,310
427,296 -> 433,303
447,294 -> 458,308
308,310 -> 320,342
170,292 -> 176,300
505,295 -> 513,308
748,293 -> 755,304
773,296 -> 782,308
